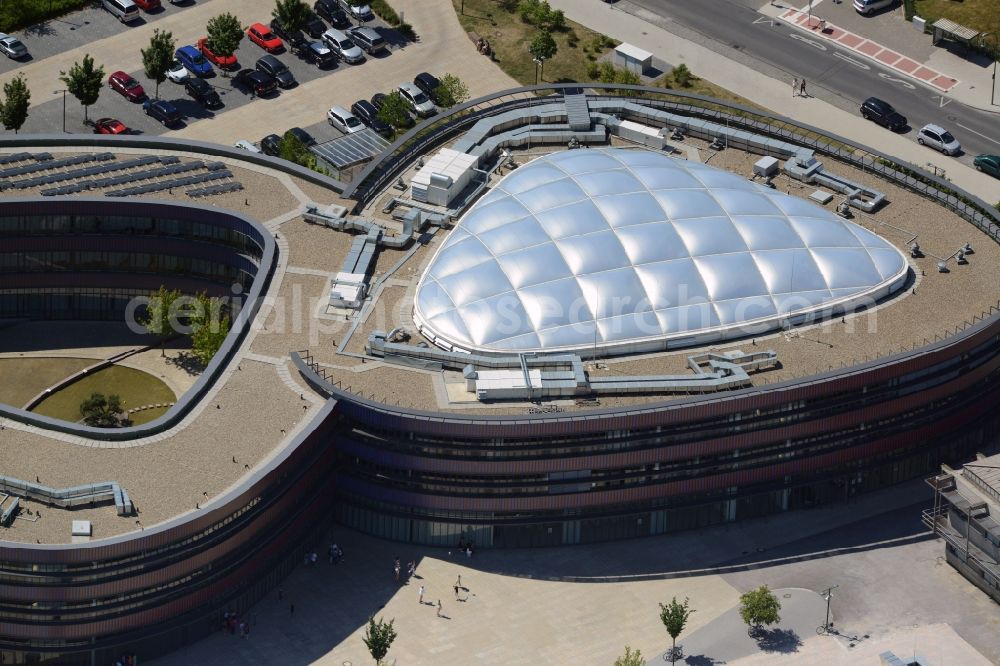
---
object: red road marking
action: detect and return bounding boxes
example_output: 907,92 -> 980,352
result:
914,67 -> 935,80
838,33 -> 863,48
931,75 -> 957,91
895,58 -> 919,73
875,50 -> 901,65
857,41 -> 881,56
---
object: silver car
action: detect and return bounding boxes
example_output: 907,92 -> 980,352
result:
0,33 -> 27,59
398,83 -> 436,118
917,123 -> 961,156
853,0 -> 895,14
322,28 -> 364,64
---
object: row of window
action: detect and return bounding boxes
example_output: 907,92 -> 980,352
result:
0,251 -> 254,283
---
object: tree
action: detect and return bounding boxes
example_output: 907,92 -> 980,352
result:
59,54 -> 105,123
659,596 -> 695,664
190,292 -> 230,366
80,393 -> 130,428
142,29 -> 175,99
739,585 -> 782,635
206,13 -> 244,77
0,73 -> 31,134
272,0 -> 311,34
377,91 -> 411,129
279,130 -> 317,169
362,616 -> 397,665
529,29 -> 557,82
140,286 -> 183,356
435,73 -> 469,109
612,646 -> 644,666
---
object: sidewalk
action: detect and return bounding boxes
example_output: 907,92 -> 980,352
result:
548,0 -> 1000,205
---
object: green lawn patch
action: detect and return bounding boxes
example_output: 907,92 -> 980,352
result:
913,0 -> 1000,40
31,365 -> 175,424
0,357 -> 94,408
0,0 -> 89,32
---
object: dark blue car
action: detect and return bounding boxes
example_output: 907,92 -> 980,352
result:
175,45 -> 214,77
142,99 -> 182,127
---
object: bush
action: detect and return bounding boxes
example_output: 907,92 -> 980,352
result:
0,0 -> 88,32
371,0 -> 400,25
397,21 -> 416,41
672,63 -> 694,87
586,61 -> 600,79
598,61 -> 616,83
497,0 -> 519,11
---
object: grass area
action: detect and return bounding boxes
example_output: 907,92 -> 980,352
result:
31,365 -> 175,424
130,405 -> 170,426
0,0 -> 88,32
913,0 -> 1000,45
452,0 -> 618,84
451,0 -> 765,111
0,357 -> 95,408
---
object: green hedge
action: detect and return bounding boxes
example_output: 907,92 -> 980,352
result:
0,0 -> 90,32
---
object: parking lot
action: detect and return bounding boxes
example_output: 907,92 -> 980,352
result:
0,0 -> 507,150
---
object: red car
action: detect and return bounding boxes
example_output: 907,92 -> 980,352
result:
95,118 -> 128,135
247,23 -> 283,52
133,0 -> 160,10
108,71 -> 146,102
197,37 -> 238,70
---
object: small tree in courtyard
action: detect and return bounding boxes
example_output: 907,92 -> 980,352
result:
80,393 -> 130,428
206,13 -> 244,77
140,286 -> 183,356
612,646 -> 644,666
272,0 -> 311,34
376,91 -> 411,130
142,29 -> 175,99
739,585 -> 781,636
435,73 -> 470,108
0,73 -> 31,133
189,292 -> 230,366
59,54 -> 105,123
659,596 -> 695,664
362,615 -> 397,665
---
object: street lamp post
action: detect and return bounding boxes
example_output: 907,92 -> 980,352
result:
53,89 -> 67,133
984,32 -> 998,106
819,585 -> 839,634
533,57 -> 543,85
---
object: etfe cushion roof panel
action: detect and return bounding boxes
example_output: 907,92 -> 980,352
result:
414,148 -> 909,355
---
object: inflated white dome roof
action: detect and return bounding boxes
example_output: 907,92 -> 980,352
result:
414,148 -> 909,355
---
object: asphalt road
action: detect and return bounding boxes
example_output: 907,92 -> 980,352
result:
621,0 -> 1000,166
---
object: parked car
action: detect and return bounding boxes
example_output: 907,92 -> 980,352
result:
260,133 -> 282,156
860,97 -> 906,132
917,123 -> 961,156
272,14 -> 326,40
248,22 -> 284,53
347,26 -> 386,55
299,40 -> 336,68
0,33 -> 28,60
339,0 -> 373,21
398,82 -> 436,118
322,28 -> 364,64
166,59 -> 191,83
371,92 -> 413,127
133,0 -> 160,10
175,45 -> 214,77
234,140 -> 261,153
853,0 -> 894,15
327,105 -> 365,134
351,99 -> 391,136
286,127 -> 316,146
973,154 -> 1000,179
142,99 -> 181,127
185,77 -> 223,109
256,55 -> 296,88
233,68 -> 278,97
108,71 -> 147,102
314,0 -> 350,28
196,37 -> 238,70
95,118 -> 128,134
413,72 -> 441,104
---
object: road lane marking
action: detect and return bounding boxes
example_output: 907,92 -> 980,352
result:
934,95 -> 953,109
877,72 -> 915,89
832,52 -> 871,70
789,33 -> 828,50
956,123 -> 1000,147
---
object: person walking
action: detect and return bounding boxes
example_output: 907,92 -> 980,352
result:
418,585 -> 425,604
800,78 -> 807,97
792,77 -> 798,97
437,599 -> 443,617
393,561 -> 401,582
454,583 -> 460,599
455,575 -> 462,589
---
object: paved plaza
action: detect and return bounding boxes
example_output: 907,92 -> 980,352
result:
151,478 -> 1000,665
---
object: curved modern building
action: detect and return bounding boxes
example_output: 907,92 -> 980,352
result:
1,84 -> 999,662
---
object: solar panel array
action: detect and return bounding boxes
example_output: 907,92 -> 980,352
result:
14,156 -> 160,190
311,128 -> 390,169
0,153 -> 113,179
105,170 -> 233,197
186,181 -> 244,198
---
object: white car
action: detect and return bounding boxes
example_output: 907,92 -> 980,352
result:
0,33 -> 27,59
166,59 -> 192,83
398,83 -> 436,118
917,123 -> 962,156
233,140 -> 261,153
853,0 -> 894,14
327,105 -> 365,134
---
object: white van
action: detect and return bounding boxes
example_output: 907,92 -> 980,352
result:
853,0 -> 894,15
102,0 -> 140,23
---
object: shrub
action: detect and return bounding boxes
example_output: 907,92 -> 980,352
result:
370,0 -> 400,25
397,21 -> 416,41
0,0 -> 88,32
586,61 -> 600,79
672,63 -> 694,87
598,60 -> 617,83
